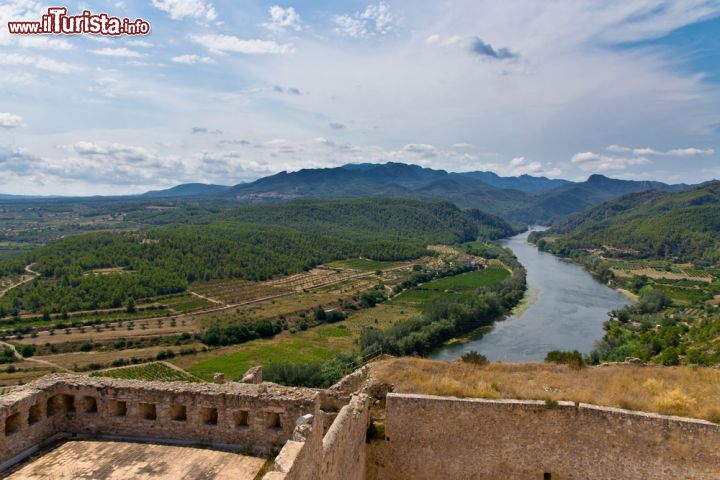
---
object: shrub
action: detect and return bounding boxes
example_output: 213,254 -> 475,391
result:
19,345 -> 35,358
545,350 -> 584,368
461,350 -> 488,366
264,362 -> 325,388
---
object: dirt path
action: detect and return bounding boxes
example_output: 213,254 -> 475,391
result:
0,264 -> 39,298
188,290 -> 223,305
5,262 -> 417,338
0,340 -> 69,372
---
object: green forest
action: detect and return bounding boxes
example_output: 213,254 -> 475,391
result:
0,198 -> 513,314
536,182 -> 720,265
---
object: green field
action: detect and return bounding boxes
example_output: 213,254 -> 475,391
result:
183,325 -> 353,381
324,258 -> 406,271
420,267 -> 509,291
655,285 -> 711,305
91,362 -> 202,383
182,266 -> 512,381
392,267 -> 509,307
156,294 -> 214,312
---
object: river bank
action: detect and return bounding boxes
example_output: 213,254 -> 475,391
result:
432,228 -> 631,362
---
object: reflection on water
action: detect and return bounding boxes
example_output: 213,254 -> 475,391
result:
431,227 -> 631,362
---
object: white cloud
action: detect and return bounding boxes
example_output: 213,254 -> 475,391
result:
0,145 -> 42,175
151,0 -> 217,22
0,112 -> 23,129
403,143 -> 437,158
190,34 -> 294,55
90,48 -> 142,58
571,151 -> 651,171
667,147 -> 715,156
0,1 -> 71,50
71,142 -> 157,164
263,6 -> 303,32
127,40 -> 153,48
171,54 -> 215,65
15,36 -> 72,50
334,1 -> 393,38
0,53 -> 75,73
506,156 -> 560,177
606,145 -> 714,156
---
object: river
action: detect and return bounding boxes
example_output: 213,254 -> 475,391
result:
431,227 -> 631,362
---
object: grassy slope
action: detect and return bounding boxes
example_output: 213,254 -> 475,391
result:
373,357 -> 720,422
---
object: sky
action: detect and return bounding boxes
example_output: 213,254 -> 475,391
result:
1,0 -> 720,195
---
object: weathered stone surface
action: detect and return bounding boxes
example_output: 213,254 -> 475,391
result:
6,440 -> 266,480
3,369 -> 720,479
0,374 -> 318,468
240,366 -> 263,384
367,393 -> 720,480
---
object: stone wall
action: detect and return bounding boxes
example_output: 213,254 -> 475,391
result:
367,393 -> 720,480
5,370 -> 720,479
320,394 -> 370,480
0,374 -> 318,468
261,394 -> 371,480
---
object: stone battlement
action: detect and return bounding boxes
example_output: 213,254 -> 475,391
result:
2,369 -> 720,479
0,373 -> 319,470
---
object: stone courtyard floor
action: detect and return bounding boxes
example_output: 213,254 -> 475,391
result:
6,440 -> 267,479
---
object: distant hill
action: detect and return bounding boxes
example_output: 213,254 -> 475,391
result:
222,197 -> 517,242
541,182 -> 720,264
520,174 -> 686,220
458,171 -> 571,193
0,163 -> 692,225
220,163 -> 687,224
142,183 -> 230,198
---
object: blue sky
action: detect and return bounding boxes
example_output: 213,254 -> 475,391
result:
1,0 -> 720,195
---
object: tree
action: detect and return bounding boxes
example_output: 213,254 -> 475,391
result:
126,297 -> 136,314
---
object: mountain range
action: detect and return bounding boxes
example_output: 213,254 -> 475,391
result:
0,162 -> 693,225
217,163 -> 686,224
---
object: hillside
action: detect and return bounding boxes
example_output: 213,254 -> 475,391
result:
221,163 -> 685,223
459,171 -> 571,193
141,183 -> 230,198
0,198 -> 511,312
542,182 -> 720,264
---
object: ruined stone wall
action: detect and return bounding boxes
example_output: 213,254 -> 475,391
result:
261,394 -> 371,480
0,374 -> 318,468
320,394 -> 370,480
367,393 -> 720,480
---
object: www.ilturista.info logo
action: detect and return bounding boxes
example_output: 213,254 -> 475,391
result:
7,7 -> 150,36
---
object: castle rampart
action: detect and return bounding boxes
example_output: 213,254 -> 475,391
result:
366,393 -> 720,480
0,373 -> 317,470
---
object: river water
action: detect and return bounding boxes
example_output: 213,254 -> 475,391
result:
431,227 -> 631,362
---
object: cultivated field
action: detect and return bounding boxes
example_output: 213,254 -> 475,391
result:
0,253 -> 432,385
90,361 -> 202,382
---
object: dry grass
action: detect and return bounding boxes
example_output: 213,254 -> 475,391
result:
372,357 -> 720,422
